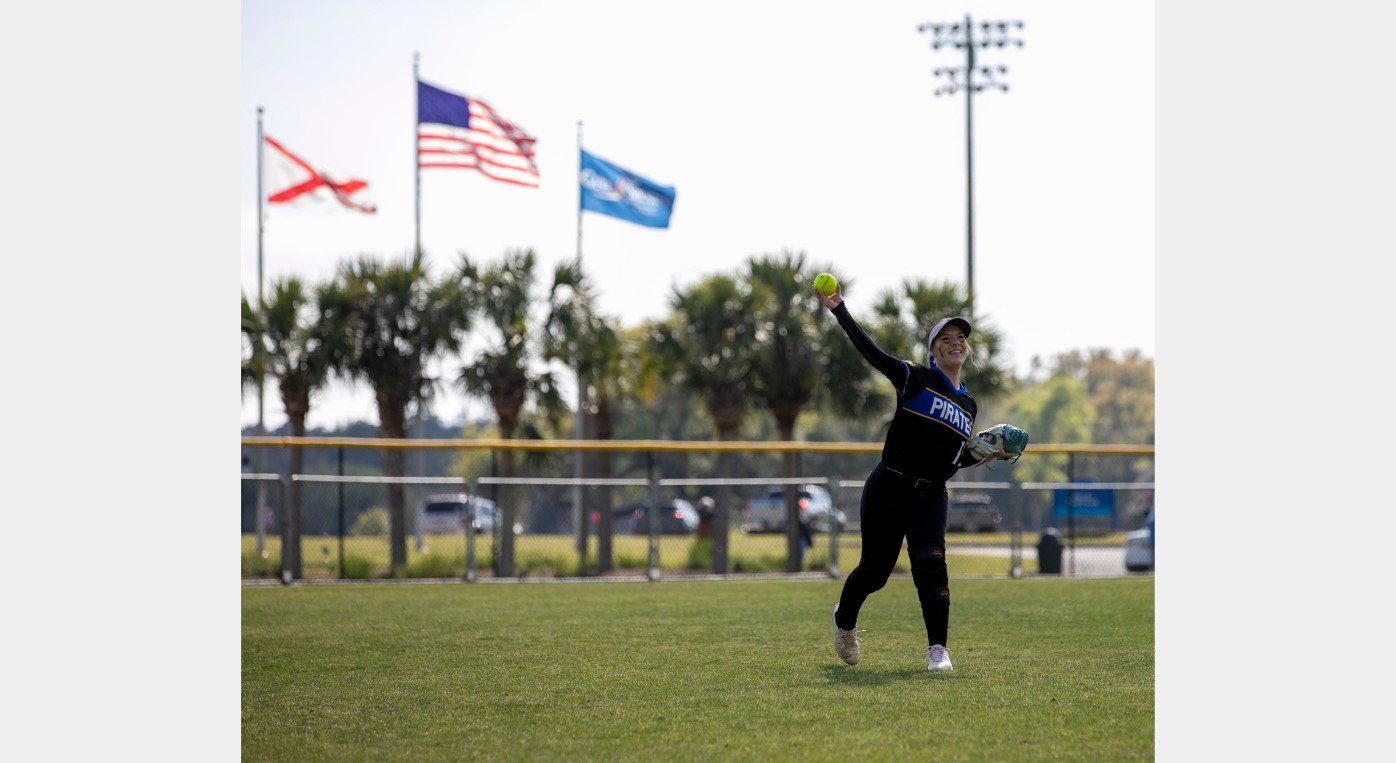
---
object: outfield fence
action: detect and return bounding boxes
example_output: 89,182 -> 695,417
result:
241,438 -> 1154,583
655,476 -> 836,578
284,474 -> 471,581
240,473 -> 289,581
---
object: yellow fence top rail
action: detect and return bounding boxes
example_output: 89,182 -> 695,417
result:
240,436 -> 1154,457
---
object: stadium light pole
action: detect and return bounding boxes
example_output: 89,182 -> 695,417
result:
918,14 -> 1024,318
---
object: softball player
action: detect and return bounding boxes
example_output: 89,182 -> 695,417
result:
814,282 -> 1022,671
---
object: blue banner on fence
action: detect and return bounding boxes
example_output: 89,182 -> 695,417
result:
1052,480 -> 1117,531
579,150 -> 676,228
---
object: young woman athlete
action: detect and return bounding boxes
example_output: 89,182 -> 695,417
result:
815,281 -> 1020,671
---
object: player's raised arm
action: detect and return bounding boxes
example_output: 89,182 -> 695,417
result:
813,277 -> 909,389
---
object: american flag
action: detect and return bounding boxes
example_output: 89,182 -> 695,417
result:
417,80 -> 539,188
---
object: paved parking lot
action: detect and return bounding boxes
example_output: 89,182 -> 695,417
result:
953,542 -> 1137,577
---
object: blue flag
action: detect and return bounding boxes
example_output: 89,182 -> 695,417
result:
579,150 -> 676,228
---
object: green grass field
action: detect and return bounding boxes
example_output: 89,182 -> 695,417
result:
243,577 -> 1153,761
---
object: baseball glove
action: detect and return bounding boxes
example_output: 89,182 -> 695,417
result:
967,423 -> 1030,463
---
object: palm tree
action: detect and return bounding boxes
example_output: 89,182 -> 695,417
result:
542,257 -> 594,559
816,275 -> 892,426
579,323 -> 629,571
457,248 -> 566,577
241,293 -> 270,554
868,278 -> 1011,402
612,320 -> 712,485
241,295 -> 264,392
543,257 -> 626,571
241,277 -> 356,577
746,251 -> 825,570
747,251 -> 823,442
649,273 -> 759,573
338,251 -> 469,573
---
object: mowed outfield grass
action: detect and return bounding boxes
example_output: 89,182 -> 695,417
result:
243,577 -> 1153,761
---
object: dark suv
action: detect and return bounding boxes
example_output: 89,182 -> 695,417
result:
630,499 -> 701,535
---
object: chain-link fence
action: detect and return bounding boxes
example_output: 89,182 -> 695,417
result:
1020,481 -> 1156,578
287,475 -> 476,580
241,440 -> 1154,582
653,477 -> 840,578
835,479 -> 1027,578
240,473 -> 288,580
476,476 -> 653,579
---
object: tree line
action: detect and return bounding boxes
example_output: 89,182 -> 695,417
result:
242,248 -> 1152,574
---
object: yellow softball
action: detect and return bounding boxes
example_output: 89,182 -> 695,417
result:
813,273 -> 839,296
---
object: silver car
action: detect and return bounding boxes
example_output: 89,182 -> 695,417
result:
419,493 -> 503,535
740,485 -> 847,533
1123,512 -> 1155,572
946,492 -> 1003,533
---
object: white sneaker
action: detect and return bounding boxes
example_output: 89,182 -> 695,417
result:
832,605 -> 862,665
926,644 -> 953,672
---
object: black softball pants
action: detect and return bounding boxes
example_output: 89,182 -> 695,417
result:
834,462 -> 950,647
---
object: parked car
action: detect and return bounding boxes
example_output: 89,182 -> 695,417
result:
419,493 -> 510,535
740,485 -> 847,533
1124,511 -> 1155,572
520,502 -> 639,535
522,501 -> 573,535
629,499 -> 701,535
944,491 -> 1002,533
590,507 -> 638,535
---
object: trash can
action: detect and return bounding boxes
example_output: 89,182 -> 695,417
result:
1037,527 -> 1063,575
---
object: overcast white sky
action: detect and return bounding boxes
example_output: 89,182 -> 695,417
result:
240,0 -> 1154,431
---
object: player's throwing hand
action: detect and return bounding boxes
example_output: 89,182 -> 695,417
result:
812,283 -> 843,309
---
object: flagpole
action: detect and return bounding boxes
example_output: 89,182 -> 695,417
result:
257,106 -> 265,312
573,120 -> 587,556
254,105 -> 268,556
413,52 -> 422,257
411,52 -> 427,550
577,121 -> 584,263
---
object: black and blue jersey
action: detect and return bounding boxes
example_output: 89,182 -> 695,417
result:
832,302 -> 981,482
